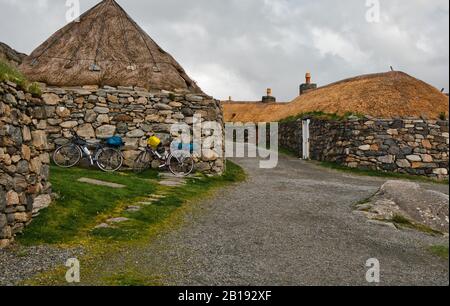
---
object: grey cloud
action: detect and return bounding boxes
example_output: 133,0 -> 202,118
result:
0,0 -> 448,101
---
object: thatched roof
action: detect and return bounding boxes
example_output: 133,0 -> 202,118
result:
223,71 -> 449,122
20,0 -> 202,93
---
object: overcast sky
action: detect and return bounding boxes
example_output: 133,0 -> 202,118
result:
0,0 -> 448,101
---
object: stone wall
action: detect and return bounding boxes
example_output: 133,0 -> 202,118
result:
279,117 -> 449,180
1,81 -> 52,248
39,85 -> 225,173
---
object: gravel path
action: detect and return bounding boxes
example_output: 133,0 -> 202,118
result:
0,245 -> 83,286
116,154 -> 449,286
1,153 -> 448,286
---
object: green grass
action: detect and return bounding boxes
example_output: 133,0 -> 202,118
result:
391,215 -> 443,236
428,245 -> 449,260
19,166 -> 159,245
91,161 -> 246,241
20,161 -> 246,285
278,146 -> 299,157
19,161 -> 246,245
0,60 -> 42,96
318,161 -> 449,185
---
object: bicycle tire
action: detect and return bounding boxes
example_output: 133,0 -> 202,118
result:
168,151 -> 194,177
53,144 -> 82,168
96,147 -> 123,172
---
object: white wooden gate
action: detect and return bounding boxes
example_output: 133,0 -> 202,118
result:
302,119 -> 310,160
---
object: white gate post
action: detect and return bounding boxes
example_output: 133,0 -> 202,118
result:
302,119 -> 310,160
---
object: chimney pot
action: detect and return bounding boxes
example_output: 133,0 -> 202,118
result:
306,72 -> 311,84
300,72 -> 317,95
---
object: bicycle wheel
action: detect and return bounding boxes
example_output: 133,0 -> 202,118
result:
168,151 -> 194,177
53,144 -> 82,168
96,147 -> 123,172
133,150 -> 152,174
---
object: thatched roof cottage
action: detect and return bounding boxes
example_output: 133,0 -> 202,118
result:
20,0 -> 201,93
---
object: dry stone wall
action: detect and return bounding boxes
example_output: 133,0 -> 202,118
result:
279,117 -> 449,180
1,81 -> 52,248
39,85 -> 225,173
0,81 -> 225,248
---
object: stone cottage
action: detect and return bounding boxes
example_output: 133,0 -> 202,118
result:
1,0 -> 225,248
223,71 -> 449,179
19,0 -> 225,172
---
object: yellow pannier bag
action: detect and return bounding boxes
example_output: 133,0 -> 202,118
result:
147,136 -> 161,149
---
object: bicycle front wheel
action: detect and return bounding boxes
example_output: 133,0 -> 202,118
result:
53,144 -> 82,168
96,147 -> 123,172
168,151 -> 194,177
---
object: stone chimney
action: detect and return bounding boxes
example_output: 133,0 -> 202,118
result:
262,88 -> 276,103
299,72 -> 317,95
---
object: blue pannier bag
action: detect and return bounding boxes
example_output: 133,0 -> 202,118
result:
172,142 -> 196,153
106,136 -> 124,147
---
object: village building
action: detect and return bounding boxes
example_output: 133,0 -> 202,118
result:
1,0 -> 224,248
223,71 -> 449,179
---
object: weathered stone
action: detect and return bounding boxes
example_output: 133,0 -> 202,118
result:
56,106 -> 70,117
42,93 -> 60,105
21,144 -> 31,161
76,123 -> 96,139
126,129 -> 145,138
113,114 -> 133,122
202,149 -> 219,161
6,191 -> 19,206
421,139 -> 432,149
30,157 -> 42,174
0,214 -> 7,228
387,129 -> 398,136
421,154 -> 433,163
84,110 -> 97,123
97,114 -> 110,124
377,155 -> 395,164
186,95 -> 203,103
433,168 -> 448,175
107,94 -> 119,103
32,194 -> 52,214
96,125 -> 116,139
155,103 -> 172,110
116,122 -> 128,134
358,145 -> 371,151
60,121 -> 79,129
396,159 -> 411,168
31,130 -> 48,150
93,106 -> 109,114
5,93 -> 17,105
14,212 -> 30,223
406,155 -> 422,162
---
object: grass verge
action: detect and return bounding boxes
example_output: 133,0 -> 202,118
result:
318,161 -> 449,185
20,161 -> 246,285
19,165 -> 159,245
0,60 -> 42,96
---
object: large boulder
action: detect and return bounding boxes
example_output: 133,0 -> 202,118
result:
355,180 -> 449,233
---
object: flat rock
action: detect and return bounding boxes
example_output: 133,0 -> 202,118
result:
94,223 -> 110,229
126,205 -> 141,212
78,178 -> 125,189
106,217 -> 130,224
362,180 -> 449,233
159,180 -> 186,187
